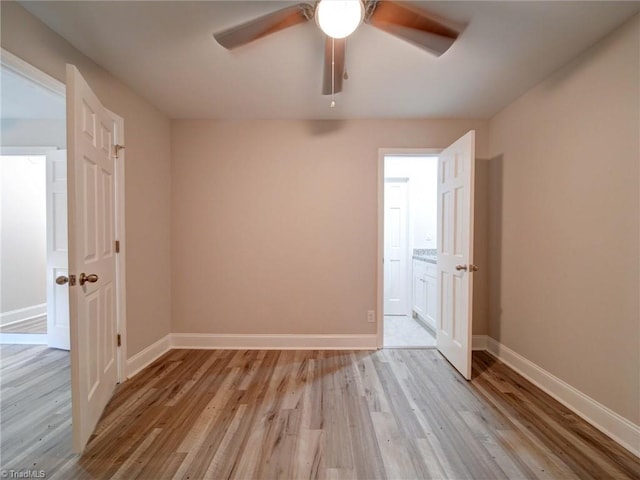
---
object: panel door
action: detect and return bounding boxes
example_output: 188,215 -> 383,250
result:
384,179 -> 409,315
436,131 -> 475,379
66,64 -> 118,452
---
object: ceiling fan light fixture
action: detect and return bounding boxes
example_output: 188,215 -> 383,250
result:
316,0 -> 364,39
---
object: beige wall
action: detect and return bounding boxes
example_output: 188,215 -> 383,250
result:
1,1 -> 172,357
171,119 -> 489,336
488,15 -> 639,423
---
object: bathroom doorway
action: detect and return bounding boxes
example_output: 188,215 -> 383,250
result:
382,153 -> 438,348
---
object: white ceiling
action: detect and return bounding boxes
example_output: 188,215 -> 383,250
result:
19,1 -> 640,120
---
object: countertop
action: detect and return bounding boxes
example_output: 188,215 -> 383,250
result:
412,248 -> 437,264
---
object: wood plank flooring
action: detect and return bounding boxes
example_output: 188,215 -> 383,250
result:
0,345 -> 72,473
1,346 -> 638,479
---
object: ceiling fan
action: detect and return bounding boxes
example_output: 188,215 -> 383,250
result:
213,1 -> 464,98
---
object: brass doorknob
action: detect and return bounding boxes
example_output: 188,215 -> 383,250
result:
470,265 -> 479,272
55,276 -> 69,285
79,273 -> 99,286
455,264 -> 468,271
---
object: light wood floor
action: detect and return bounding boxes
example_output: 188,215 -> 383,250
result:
0,317 -> 47,334
1,346 -> 638,479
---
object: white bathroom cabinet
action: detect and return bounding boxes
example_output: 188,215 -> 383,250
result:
412,259 -> 437,330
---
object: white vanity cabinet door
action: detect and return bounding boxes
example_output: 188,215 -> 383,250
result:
413,260 -> 427,318
424,263 -> 437,329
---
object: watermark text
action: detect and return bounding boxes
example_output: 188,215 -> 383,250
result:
1,470 -> 46,479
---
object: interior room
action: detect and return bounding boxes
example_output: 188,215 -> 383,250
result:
0,1 -> 638,478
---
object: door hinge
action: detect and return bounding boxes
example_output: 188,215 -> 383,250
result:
114,144 -> 125,159
115,240 -> 120,253
117,334 -> 121,347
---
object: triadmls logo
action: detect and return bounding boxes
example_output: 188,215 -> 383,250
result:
1,471 -> 46,479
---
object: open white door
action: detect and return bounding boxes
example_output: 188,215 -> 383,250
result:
436,131 -> 475,380
46,149 -> 70,350
66,65 -> 118,452
384,179 -> 409,315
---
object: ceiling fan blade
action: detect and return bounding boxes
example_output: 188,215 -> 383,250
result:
214,3 -> 313,50
322,37 -> 345,95
365,1 -> 463,56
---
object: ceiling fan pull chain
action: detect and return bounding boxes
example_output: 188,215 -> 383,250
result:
344,37 -> 349,80
332,39 -> 335,96
330,37 -> 336,108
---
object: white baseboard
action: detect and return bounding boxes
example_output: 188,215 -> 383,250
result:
472,334 -> 488,351
0,333 -> 47,345
126,334 -> 171,379
485,337 -> 640,458
125,333 -> 377,380
170,333 -> 378,350
0,303 -> 46,326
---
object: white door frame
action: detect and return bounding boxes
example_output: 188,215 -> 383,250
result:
377,148 -> 441,349
110,109 -> 127,380
46,148 -> 70,350
0,49 -> 127,381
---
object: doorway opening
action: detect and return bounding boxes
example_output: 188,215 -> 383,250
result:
381,153 -> 438,348
377,133 -> 476,377
0,55 -> 67,347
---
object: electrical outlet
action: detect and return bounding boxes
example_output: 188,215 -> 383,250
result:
367,310 -> 376,323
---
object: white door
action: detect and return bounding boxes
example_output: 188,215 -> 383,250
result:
46,149 -> 70,350
436,131 -> 475,380
384,179 -> 409,315
67,65 -> 118,452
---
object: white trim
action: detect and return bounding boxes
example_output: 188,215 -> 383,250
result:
1,49 -> 65,96
377,151 -> 385,348
0,333 -> 47,344
377,148 -> 442,349
0,304 -> 47,326
126,334 -> 171,380
109,109 -> 127,383
378,148 -> 443,157
171,333 -> 378,350
472,334 -> 487,351
486,337 -> 640,458
125,333 -> 377,379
